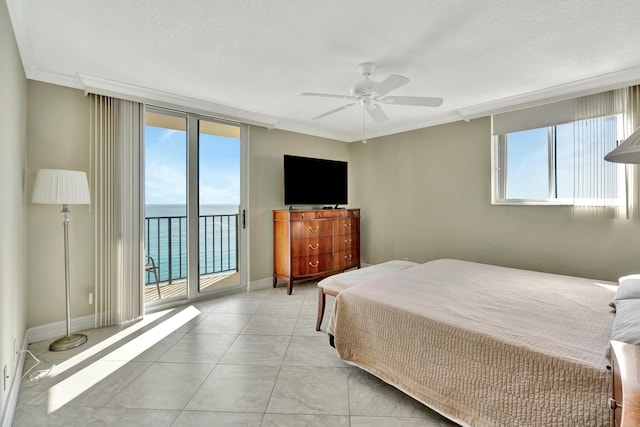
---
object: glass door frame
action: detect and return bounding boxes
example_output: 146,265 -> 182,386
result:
187,115 -> 248,298
144,106 -> 248,306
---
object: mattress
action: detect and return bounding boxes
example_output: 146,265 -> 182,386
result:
328,259 -> 616,427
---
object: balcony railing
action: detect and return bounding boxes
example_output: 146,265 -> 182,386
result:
145,214 -> 238,285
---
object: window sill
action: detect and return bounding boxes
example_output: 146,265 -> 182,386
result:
491,199 -> 573,206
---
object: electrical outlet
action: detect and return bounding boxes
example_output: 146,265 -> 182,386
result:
89,292 -> 94,305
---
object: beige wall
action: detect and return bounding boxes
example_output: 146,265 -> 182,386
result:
247,127 -> 352,282
349,118 -> 640,281
23,88 -> 348,325
0,0 -> 28,418
27,82 -> 94,327
20,83 -> 640,335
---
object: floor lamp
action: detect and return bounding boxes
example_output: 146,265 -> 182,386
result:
32,169 -> 91,352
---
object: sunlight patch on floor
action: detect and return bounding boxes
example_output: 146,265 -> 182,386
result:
47,309 -> 173,379
47,305 -> 201,413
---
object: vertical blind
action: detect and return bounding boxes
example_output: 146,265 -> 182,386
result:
90,94 -> 144,327
623,86 -> 640,220
572,88 -> 627,218
492,85 -> 640,218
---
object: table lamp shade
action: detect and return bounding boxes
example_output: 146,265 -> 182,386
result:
605,127 -> 640,164
32,169 -> 90,205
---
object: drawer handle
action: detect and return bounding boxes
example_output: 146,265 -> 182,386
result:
301,213 -> 304,218
344,224 -> 352,230
344,239 -> 352,245
309,243 -> 320,250
309,226 -> 319,232
309,261 -> 319,268
344,254 -> 352,261
609,398 -> 621,410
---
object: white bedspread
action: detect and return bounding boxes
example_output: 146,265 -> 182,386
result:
329,259 -> 616,427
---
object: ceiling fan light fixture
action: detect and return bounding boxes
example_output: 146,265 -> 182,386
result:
302,62 -> 443,130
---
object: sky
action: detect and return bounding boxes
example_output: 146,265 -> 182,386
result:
506,125 -> 574,200
505,115 -> 622,201
145,125 -> 240,206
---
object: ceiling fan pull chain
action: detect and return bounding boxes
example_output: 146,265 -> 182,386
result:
362,106 -> 367,144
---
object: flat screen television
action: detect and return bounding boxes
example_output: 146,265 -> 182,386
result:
283,155 -> 348,206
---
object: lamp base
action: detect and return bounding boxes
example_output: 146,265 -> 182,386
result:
49,333 -> 88,352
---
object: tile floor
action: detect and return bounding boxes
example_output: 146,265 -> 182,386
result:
13,280 -> 459,427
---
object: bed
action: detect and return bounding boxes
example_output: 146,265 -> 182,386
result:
328,259 -> 616,427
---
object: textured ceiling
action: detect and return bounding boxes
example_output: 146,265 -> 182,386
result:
7,0 -> 640,141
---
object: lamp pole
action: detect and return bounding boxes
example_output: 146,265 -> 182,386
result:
49,204 -> 88,351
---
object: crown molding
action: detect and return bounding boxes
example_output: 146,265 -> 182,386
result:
77,74 -> 279,129
457,67 -> 640,120
352,111 -> 472,142
273,121 -> 353,142
27,68 -> 84,90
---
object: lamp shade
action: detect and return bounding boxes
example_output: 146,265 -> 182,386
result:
604,127 -> 640,164
32,169 -> 91,204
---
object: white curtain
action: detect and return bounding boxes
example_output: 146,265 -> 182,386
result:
90,94 -> 144,327
572,86 -> 640,219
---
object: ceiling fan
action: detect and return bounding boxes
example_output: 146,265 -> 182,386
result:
302,62 -> 443,124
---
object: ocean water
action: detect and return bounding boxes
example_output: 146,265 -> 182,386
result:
145,204 -> 239,284
146,204 -> 240,217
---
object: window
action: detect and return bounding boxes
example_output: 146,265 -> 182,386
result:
493,114 -> 625,206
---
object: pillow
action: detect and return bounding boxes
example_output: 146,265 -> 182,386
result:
610,299 -> 640,346
609,274 -> 640,308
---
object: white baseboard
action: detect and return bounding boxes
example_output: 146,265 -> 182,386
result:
0,334 -> 28,427
26,314 -> 96,345
248,277 -> 273,292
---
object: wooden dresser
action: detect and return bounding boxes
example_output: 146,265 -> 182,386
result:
610,340 -> 640,427
273,208 -> 360,294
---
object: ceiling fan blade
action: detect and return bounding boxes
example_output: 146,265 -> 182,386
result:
379,95 -> 443,107
312,103 -> 356,120
367,104 -> 389,123
302,92 -> 357,101
372,75 -> 409,97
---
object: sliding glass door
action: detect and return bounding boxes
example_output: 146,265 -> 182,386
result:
144,110 -> 189,302
193,118 -> 243,294
144,108 -> 247,304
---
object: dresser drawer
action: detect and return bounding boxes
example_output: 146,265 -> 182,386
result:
291,237 -> 332,257
291,220 -> 332,239
292,254 -> 333,276
333,233 -> 359,252
333,248 -> 360,271
333,218 -> 359,236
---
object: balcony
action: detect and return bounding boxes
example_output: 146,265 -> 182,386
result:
144,213 -> 239,302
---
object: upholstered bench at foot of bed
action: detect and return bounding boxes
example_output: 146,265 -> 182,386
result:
316,260 -> 418,331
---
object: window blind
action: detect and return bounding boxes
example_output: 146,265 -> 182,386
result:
492,90 -> 629,135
